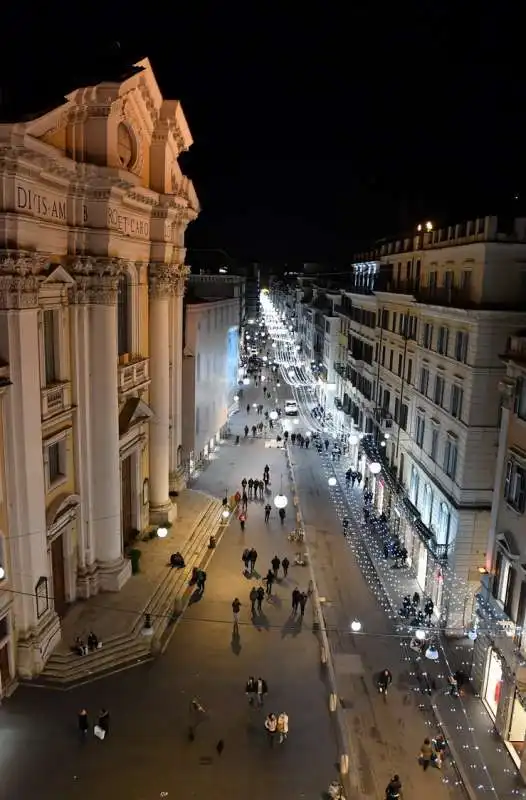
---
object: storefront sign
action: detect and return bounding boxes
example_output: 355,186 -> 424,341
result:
107,207 -> 149,238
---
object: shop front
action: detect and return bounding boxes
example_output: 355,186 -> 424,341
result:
506,690 -> 526,765
483,647 -> 504,719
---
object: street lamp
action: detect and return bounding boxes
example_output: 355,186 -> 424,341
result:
0,566 -> 5,580
369,462 -> 382,475
348,433 -> 359,445
157,526 -> 168,539
221,509 -> 230,519
274,473 -> 288,509
328,477 -> 337,487
415,628 -> 427,641
270,411 -> 278,420
243,378 -> 250,385
350,619 -> 362,632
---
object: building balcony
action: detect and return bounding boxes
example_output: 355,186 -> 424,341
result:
41,382 -> 72,421
333,361 -> 346,377
361,434 -> 451,561
118,357 -> 150,397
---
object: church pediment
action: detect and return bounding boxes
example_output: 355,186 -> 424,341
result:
22,58 -> 195,199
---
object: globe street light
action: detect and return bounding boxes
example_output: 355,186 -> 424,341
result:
274,493 -> 288,509
369,462 -> 382,475
328,477 -> 337,487
157,526 -> 168,539
243,378 -> 250,385
348,433 -> 359,445
350,619 -> 362,633
269,411 -> 278,420
415,628 -> 427,641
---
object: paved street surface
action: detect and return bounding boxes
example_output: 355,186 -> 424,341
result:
0,382 -> 337,800
289,441 -> 462,800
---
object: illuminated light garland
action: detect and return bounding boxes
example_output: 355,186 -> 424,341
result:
261,294 -> 517,798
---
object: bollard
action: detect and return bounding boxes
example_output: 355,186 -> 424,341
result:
339,754 -> 349,775
329,692 -> 338,712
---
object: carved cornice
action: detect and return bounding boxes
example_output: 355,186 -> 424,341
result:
0,250 -> 49,277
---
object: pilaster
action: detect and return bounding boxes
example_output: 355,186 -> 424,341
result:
0,253 -> 61,675
169,264 -> 189,489
73,260 -> 131,592
148,265 -> 176,524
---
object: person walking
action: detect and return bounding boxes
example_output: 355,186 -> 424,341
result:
196,569 -> 207,593
265,570 -> 274,596
242,547 -> 250,572
419,737 -> 434,770
282,556 -> 290,577
249,586 -> 257,614
232,597 -> 241,628
271,555 -> 281,577
248,478 -> 254,498
241,477 -> 247,492
278,507 -> 286,525
239,510 -> 246,531
245,676 -> 257,705
292,587 -> 301,615
78,708 -> 89,740
98,708 -> 110,737
264,712 -> 277,746
256,586 -> 265,613
264,503 -> 271,523
277,711 -> 289,743
299,591 -> 308,617
249,548 -> 258,573
256,677 -> 268,707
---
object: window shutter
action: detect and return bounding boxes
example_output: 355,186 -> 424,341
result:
505,567 -> 516,617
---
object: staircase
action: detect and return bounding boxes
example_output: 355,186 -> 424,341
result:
31,498 -> 224,689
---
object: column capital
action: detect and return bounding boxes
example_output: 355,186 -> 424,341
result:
0,275 -> 40,309
70,257 -> 121,305
148,263 -> 190,300
0,250 -> 49,309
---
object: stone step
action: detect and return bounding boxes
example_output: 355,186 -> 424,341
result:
28,639 -> 152,688
33,498 -> 224,687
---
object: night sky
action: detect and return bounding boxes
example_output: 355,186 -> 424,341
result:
2,4 -> 525,265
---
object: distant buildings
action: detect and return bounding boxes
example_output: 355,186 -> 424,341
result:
181,275 -> 244,469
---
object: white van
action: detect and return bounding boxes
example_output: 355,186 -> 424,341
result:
285,399 -> 298,416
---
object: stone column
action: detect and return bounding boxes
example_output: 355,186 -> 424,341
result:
70,294 -> 96,597
88,275 -> 131,591
149,267 -> 174,524
0,270 -> 60,676
169,264 -> 189,489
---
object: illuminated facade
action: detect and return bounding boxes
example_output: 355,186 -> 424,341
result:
0,58 -> 198,677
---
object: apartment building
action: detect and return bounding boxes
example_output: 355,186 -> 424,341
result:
338,216 -> 526,626
471,332 -> 526,774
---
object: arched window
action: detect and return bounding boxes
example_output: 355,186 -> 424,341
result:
437,502 -> 450,544
423,484 -> 433,526
117,273 -> 130,356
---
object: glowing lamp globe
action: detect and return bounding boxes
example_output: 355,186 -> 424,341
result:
157,527 -> 168,539
274,494 -> 288,510
234,394 -> 239,401
221,509 -> 230,519
252,403 -> 258,408
350,619 -> 362,633
269,411 -> 278,420
243,378 -> 250,386
0,566 -> 5,580
327,477 -> 337,487
348,433 -> 359,445
415,628 -> 427,641
369,462 -> 382,475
